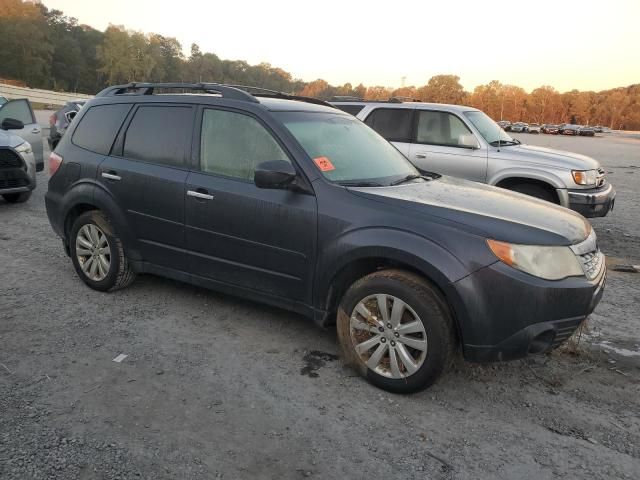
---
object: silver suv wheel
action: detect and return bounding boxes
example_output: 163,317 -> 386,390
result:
75,224 -> 111,281
349,294 -> 428,379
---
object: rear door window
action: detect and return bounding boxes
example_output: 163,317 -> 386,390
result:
72,104 -> 131,155
364,108 -> 413,142
122,105 -> 193,168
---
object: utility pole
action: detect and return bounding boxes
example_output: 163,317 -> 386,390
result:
401,76 -> 406,88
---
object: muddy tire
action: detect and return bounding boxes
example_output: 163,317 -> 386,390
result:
69,210 -> 136,292
337,269 -> 456,394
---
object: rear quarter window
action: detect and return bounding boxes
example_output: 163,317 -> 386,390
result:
72,104 -> 131,155
364,108 -> 413,142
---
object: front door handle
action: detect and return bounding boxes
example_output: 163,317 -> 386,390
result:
415,153 -> 427,159
31,128 -> 41,134
101,172 -> 121,181
187,189 -> 214,200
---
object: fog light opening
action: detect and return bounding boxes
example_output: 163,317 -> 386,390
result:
529,330 -> 556,354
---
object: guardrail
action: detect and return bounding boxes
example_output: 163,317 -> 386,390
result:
0,83 -> 93,106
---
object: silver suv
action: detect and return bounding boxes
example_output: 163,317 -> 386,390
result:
331,101 -> 615,217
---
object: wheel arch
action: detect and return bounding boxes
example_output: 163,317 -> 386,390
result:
494,176 -> 561,204
61,182 -> 141,261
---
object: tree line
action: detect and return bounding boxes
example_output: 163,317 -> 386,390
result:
1,0 -> 638,129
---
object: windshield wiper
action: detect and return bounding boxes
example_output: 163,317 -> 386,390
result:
338,181 -> 385,187
490,140 -> 519,147
390,174 -> 423,186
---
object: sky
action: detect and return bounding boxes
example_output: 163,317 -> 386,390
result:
42,0 -> 640,93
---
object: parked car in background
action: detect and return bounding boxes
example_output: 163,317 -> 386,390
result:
497,120 -> 511,131
0,96 -> 7,106
527,123 -> 541,134
542,124 -> 559,134
1,118 -> 37,203
0,98 -> 43,172
46,82 -> 607,393
330,99 -> 616,218
48,100 -> 85,150
593,125 -> 604,133
510,122 -> 528,133
579,126 -> 596,137
560,124 -> 580,135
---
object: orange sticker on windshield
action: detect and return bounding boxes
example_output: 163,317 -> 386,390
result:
313,156 -> 335,172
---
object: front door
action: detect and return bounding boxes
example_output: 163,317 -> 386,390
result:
0,99 -> 43,170
185,107 -> 317,303
409,110 -> 488,182
97,104 -> 194,271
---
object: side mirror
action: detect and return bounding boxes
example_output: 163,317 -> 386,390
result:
254,160 -> 297,189
1,118 -> 24,130
458,133 -> 480,149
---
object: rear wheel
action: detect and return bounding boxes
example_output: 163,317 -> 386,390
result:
2,191 -> 32,203
337,270 -> 456,393
69,210 -> 136,291
508,183 -> 557,203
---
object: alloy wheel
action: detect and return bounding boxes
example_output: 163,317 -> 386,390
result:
76,224 -> 111,282
349,294 -> 428,379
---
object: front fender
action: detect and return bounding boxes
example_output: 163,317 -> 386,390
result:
488,168 -> 566,190
314,227 -> 471,311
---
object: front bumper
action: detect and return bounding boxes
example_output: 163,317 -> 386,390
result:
568,183 -> 616,218
452,259 -> 606,363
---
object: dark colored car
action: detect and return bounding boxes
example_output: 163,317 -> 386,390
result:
45,83 -> 606,393
48,100 -> 86,150
541,124 -> 559,134
497,120 -> 511,131
560,124 -> 580,135
579,126 -> 596,137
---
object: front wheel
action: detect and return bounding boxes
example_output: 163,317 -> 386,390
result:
69,210 -> 136,291
337,270 -> 456,393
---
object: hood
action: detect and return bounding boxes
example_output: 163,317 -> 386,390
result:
500,144 -> 601,170
0,129 -> 26,148
349,176 -> 591,246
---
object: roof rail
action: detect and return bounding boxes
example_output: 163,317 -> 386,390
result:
330,95 -> 364,101
226,85 -> 336,109
95,82 -> 260,103
330,97 -> 422,104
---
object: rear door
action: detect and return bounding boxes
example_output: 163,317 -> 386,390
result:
363,107 -> 414,157
0,99 -> 43,170
408,110 -> 487,182
97,104 -> 194,271
184,106 -> 317,302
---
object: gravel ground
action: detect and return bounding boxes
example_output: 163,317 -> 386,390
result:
1,132 -> 639,479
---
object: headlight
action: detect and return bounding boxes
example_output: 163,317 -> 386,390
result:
15,142 -> 33,155
487,239 -> 584,280
572,169 -> 597,186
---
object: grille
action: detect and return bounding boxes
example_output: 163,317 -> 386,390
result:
0,149 -> 24,169
578,250 -> 604,280
596,168 -> 605,188
0,177 -> 29,189
551,318 -> 584,348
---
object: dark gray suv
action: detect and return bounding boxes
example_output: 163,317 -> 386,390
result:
46,83 -> 605,393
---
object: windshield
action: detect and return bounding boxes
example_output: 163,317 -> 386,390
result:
276,112 -> 419,186
464,110 -> 516,145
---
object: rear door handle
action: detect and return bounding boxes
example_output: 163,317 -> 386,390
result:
415,153 -> 427,159
31,128 -> 41,134
187,189 -> 214,200
101,172 -> 121,181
